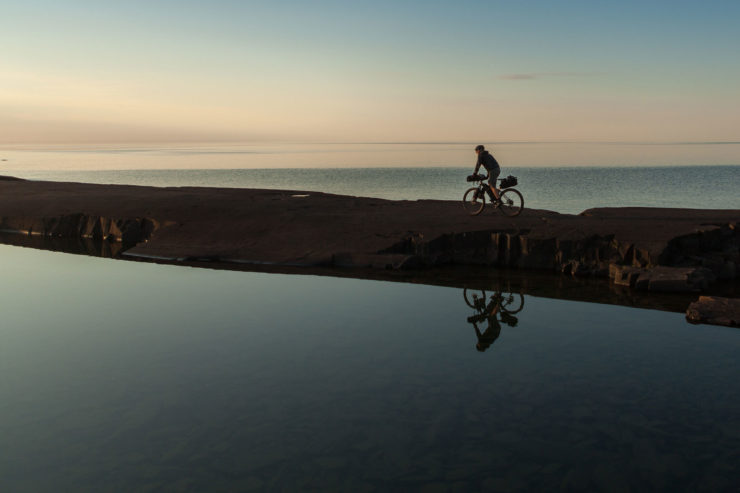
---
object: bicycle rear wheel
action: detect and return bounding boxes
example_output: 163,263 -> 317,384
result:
463,187 -> 485,216
498,188 -> 523,217
463,288 -> 487,309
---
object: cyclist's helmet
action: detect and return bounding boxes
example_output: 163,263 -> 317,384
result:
475,145 -> 485,152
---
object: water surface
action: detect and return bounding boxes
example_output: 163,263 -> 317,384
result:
3,166 -> 739,214
1,142 -> 738,213
0,245 -> 738,491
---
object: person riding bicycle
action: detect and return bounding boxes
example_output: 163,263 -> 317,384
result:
473,144 -> 501,203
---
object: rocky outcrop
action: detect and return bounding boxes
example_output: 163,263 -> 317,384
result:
381,230 -> 632,274
0,214 -> 162,248
686,296 -> 740,327
659,224 -> 739,279
379,226 -> 739,292
0,178 -> 738,296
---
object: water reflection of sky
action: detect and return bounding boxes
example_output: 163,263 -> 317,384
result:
1,245 -> 738,491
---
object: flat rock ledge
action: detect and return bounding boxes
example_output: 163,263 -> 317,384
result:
1,177 -> 739,298
686,296 -> 740,327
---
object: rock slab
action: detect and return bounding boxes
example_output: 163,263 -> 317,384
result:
1,177 -> 738,292
686,296 -> 740,327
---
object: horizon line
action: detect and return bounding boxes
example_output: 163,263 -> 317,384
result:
2,140 -> 740,149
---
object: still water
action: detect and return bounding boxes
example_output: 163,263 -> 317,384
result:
0,245 -> 738,491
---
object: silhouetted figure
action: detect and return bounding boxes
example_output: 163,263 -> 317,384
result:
473,144 -> 501,202
474,316 -> 502,352
468,293 -> 503,352
464,289 -> 522,353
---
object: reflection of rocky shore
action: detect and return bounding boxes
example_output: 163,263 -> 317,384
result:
0,231 -> 124,258
1,176 -> 738,323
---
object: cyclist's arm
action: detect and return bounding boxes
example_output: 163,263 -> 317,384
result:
474,152 -> 486,174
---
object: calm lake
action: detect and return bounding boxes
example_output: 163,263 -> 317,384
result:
0,244 -> 738,492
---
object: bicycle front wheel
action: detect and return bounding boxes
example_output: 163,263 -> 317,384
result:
500,292 -> 524,314
463,188 -> 485,216
499,189 -> 523,217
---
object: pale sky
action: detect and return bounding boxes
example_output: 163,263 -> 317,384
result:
2,0 -> 739,144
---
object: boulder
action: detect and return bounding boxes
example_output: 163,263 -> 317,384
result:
686,296 -> 740,327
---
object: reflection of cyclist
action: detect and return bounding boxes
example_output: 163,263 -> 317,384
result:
473,145 -> 501,202
474,294 -> 502,352
473,307 -> 501,353
465,291 -> 521,353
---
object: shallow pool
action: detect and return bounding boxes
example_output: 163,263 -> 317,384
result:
0,245 -> 738,491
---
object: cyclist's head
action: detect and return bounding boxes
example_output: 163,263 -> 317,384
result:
475,145 -> 485,153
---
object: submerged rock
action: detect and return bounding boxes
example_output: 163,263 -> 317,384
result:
686,296 -> 740,327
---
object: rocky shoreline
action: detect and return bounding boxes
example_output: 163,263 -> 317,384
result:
1,175 -> 738,325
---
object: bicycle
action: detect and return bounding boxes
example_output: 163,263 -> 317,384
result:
462,173 -> 524,217
463,288 -> 525,315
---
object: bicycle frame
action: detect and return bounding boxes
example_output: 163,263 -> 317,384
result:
462,175 -> 524,217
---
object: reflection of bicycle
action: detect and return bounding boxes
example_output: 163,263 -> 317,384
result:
463,288 -> 524,315
464,289 -> 523,352
462,174 -> 524,217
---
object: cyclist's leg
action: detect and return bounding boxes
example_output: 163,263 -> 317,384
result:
488,168 -> 501,201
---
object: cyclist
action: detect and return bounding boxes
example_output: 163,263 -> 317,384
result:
472,144 -> 501,203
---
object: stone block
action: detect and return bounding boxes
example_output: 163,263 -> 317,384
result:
613,266 -> 643,287
686,296 -> 740,327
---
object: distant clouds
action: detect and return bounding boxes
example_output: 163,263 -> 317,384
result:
499,72 -> 601,80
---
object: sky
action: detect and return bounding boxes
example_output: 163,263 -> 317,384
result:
2,0 -> 739,144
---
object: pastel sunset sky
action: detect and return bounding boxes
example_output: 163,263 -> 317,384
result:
2,0 -> 739,144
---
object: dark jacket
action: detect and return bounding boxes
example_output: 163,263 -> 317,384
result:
474,150 -> 500,175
